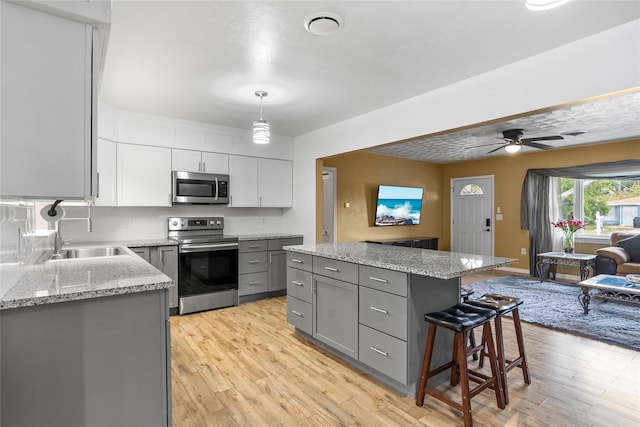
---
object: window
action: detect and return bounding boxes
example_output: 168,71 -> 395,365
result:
460,184 -> 483,196
556,178 -> 640,237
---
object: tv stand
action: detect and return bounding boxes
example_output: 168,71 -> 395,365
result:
365,237 -> 439,250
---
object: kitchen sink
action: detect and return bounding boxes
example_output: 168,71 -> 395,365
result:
49,246 -> 128,260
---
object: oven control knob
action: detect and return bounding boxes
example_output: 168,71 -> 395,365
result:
171,220 -> 178,227
216,220 -> 221,225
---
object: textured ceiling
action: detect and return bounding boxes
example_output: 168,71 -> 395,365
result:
369,90 -> 640,163
100,1 -> 640,139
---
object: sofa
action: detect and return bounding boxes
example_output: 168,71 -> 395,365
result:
595,231 -> 640,276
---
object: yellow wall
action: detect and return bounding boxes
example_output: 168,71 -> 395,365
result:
318,139 -> 640,272
322,152 -> 443,243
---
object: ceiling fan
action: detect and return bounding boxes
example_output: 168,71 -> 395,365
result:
487,128 -> 564,153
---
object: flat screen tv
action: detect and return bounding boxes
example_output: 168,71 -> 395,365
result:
374,185 -> 424,226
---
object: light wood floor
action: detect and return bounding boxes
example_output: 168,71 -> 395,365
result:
170,272 -> 640,426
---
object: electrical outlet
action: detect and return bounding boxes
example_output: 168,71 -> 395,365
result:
521,248 -> 526,255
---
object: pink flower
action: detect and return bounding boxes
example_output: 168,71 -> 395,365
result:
552,219 -> 584,234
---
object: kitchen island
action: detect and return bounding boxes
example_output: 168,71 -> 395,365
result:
1,246 -> 173,427
284,242 -> 513,396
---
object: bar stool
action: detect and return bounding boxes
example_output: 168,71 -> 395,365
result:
467,293 -> 531,405
460,286 -> 478,360
416,303 -> 505,427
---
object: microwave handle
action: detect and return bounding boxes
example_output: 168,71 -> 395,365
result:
215,176 -> 219,201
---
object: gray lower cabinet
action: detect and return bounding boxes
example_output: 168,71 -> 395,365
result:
286,251 -> 459,396
131,245 -> 178,311
239,237 -> 303,303
312,264 -> 359,359
1,290 -> 171,427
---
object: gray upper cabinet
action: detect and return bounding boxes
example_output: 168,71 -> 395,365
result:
0,1 -> 109,200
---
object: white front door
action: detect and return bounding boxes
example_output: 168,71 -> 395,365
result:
451,176 -> 494,256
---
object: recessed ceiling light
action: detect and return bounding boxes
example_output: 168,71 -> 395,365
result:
525,0 -> 571,11
304,12 -> 342,36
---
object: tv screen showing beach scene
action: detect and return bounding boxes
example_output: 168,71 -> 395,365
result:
374,185 -> 424,226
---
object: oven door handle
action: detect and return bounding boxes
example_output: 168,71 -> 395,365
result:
180,242 -> 239,253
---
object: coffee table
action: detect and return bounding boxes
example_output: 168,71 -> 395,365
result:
576,274 -> 640,314
536,252 -> 596,282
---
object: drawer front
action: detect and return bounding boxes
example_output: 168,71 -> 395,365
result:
287,252 -> 313,272
268,237 -> 303,251
358,324 -> 407,384
239,240 -> 268,253
287,296 -> 312,334
286,267 -> 313,303
238,272 -> 269,296
313,257 -> 358,284
359,265 -> 408,297
359,286 -> 407,340
238,252 -> 268,274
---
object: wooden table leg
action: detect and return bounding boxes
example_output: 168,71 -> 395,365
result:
578,286 -> 591,315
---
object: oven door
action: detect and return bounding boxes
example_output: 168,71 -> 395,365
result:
178,242 -> 238,297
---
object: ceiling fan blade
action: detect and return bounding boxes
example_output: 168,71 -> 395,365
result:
487,144 -> 508,154
523,141 -> 554,150
521,135 -> 564,143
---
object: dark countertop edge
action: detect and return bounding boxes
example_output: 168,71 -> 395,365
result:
0,280 -> 173,311
284,246 -> 514,280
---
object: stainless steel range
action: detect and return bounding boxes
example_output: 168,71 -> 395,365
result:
168,217 -> 238,315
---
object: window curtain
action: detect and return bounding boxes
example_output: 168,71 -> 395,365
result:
520,159 -> 640,276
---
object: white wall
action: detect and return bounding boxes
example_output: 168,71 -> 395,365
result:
288,20 -> 640,244
57,205 -> 289,243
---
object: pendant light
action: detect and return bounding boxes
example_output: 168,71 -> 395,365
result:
253,91 -> 270,144
504,143 -> 521,153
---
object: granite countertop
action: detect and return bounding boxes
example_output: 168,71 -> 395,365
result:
1,246 -> 173,310
235,233 -> 303,241
284,243 -> 514,280
69,238 -> 179,248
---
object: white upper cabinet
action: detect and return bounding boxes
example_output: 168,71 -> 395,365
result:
0,1 -> 92,199
259,159 -> 293,207
229,156 -> 259,207
229,156 -> 293,208
172,149 -> 229,174
117,144 -> 172,206
95,139 -> 117,206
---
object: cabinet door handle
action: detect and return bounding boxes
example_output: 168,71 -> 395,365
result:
291,259 -> 303,264
369,276 -> 388,283
248,245 -> 261,249
248,260 -> 261,264
96,172 -> 100,199
202,161 -> 206,172
369,346 -> 389,357
248,281 -> 261,285
369,306 -> 389,315
324,266 -> 339,272
291,280 -> 304,287
291,310 -> 303,317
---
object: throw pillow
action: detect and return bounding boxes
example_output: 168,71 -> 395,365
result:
617,234 -> 640,263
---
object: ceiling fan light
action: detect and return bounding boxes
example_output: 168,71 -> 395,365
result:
504,144 -> 521,153
525,0 -> 571,11
253,119 -> 270,144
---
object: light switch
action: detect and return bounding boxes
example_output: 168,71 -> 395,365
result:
344,202 -> 350,208
496,207 -> 501,214
496,214 -> 503,220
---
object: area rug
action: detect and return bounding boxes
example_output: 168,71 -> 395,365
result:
468,275 -> 640,351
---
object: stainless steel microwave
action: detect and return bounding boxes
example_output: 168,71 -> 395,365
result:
172,171 -> 229,205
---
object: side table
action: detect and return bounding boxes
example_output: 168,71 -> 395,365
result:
536,252 -> 596,282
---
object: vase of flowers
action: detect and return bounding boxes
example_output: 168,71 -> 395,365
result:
552,218 -> 584,254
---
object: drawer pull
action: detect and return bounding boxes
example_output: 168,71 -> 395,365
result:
248,245 -> 261,249
291,280 -> 304,286
248,260 -> 261,264
291,310 -> 303,317
324,266 -> 339,272
291,258 -> 304,263
248,281 -> 261,285
369,346 -> 389,357
369,306 -> 389,315
369,276 -> 388,283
